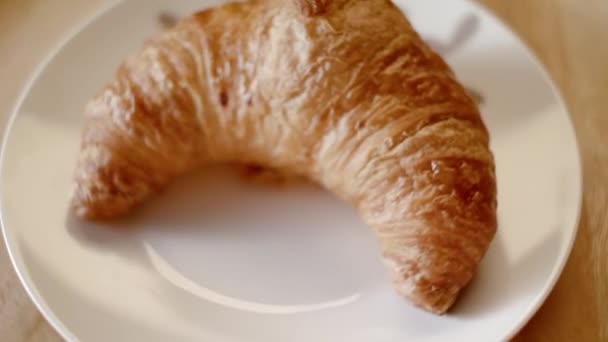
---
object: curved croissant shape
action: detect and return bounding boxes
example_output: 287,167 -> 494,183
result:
72,0 -> 497,314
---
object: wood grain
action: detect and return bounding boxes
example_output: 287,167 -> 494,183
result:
0,0 -> 606,340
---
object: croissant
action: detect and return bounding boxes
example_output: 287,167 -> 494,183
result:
72,0 -> 497,314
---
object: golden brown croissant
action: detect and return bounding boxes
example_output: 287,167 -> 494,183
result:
72,0 -> 497,314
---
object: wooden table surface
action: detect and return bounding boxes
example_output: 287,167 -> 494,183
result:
0,0 -> 606,341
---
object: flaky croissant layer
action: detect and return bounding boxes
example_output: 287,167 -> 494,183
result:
72,0 -> 497,314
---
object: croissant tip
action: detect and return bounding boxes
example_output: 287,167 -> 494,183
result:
384,257 -> 466,314
408,287 -> 460,315
71,201 -> 110,221
70,187 -> 135,221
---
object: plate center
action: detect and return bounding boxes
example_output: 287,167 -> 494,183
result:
129,167 -> 386,310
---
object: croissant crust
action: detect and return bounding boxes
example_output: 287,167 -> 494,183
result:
72,0 -> 498,314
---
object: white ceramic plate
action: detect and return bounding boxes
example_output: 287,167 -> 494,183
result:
1,0 -> 582,341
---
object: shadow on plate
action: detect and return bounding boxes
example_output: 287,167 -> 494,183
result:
453,224 -> 563,318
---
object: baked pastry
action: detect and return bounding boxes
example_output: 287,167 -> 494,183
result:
72,0 -> 497,314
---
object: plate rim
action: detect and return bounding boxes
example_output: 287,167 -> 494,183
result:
471,1 -> 583,339
0,0 -> 583,341
0,2 -> 124,341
